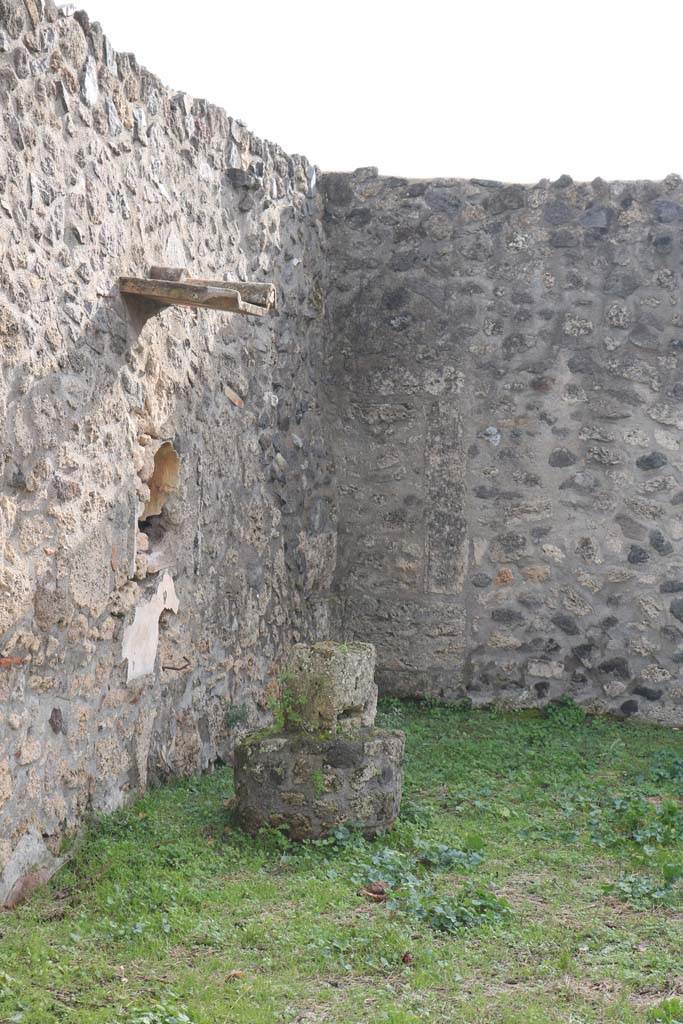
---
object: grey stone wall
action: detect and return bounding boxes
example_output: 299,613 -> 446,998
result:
322,168 -> 682,726
0,0 -> 335,903
2,0 -> 682,908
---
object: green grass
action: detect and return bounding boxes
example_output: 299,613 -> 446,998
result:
0,700 -> 681,1024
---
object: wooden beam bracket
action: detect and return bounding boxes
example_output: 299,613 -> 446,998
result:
119,267 -> 276,317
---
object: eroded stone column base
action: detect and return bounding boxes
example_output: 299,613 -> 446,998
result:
234,727 -> 405,840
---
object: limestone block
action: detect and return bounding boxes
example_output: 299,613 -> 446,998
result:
234,727 -> 404,840
0,759 -> 13,809
284,641 -> 377,734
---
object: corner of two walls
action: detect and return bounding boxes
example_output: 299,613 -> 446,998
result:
1,0 -> 682,909
321,167 -> 683,727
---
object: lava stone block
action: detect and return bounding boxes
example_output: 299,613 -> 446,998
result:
233,727 -> 405,840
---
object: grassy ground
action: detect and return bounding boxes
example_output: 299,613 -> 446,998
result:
0,700 -> 682,1024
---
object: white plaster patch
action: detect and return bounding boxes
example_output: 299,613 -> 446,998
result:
122,573 -> 179,681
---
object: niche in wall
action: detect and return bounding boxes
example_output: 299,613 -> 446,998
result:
138,441 -> 181,574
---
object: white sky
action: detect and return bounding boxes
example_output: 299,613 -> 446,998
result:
79,0 -> 682,183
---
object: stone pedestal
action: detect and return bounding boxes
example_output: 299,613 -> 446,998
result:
234,641 -> 405,839
285,641 -> 378,734
234,728 -> 404,839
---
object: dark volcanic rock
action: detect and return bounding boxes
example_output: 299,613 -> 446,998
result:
633,685 -> 663,702
598,657 -> 630,680
661,580 -> 683,593
628,545 -> 650,565
636,451 -> 668,471
491,607 -> 524,625
619,700 -> 639,717
551,613 -> 580,636
650,530 -> 674,556
549,448 -> 578,468
48,707 -> 64,734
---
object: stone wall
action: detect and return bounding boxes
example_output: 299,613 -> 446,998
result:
323,168 -> 682,725
0,0 -> 336,903
2,0 -> 682,908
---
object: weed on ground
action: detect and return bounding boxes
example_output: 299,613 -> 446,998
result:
0,701 -> 681,1023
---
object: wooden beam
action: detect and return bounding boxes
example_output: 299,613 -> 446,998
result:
119,277 -> 268,317
147,267 -> 276,310
190,278 -> 276,310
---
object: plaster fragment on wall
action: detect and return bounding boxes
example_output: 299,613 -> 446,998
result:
122,573 -> 179,681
